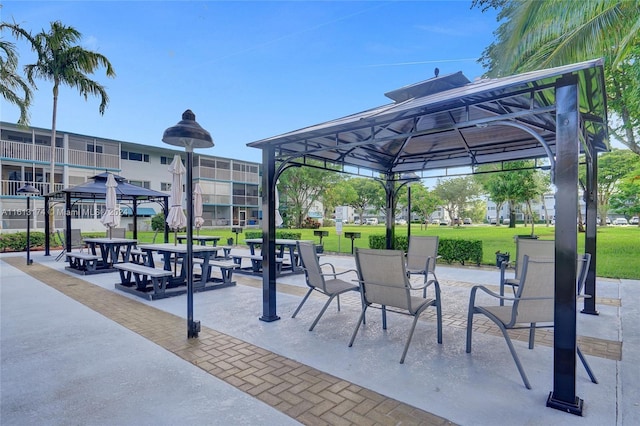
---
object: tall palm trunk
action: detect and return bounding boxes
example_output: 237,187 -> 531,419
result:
49,82 -> 59,231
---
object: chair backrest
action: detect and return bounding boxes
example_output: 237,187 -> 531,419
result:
109,227 -> 127,238
70,229 -> 83,247
511,255 -> 555,325
514,238 -> 555,280
355,248 -> 412,311
297,241 -> 326,291
406,236 -> 439,273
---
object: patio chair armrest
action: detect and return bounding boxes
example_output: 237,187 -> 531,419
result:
319,262 -> 336,275
322,268 -> 357,279
469,284 -> 519,305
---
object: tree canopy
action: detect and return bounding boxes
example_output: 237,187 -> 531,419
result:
473,0 -> 640,154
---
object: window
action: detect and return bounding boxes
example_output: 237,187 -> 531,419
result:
161,156 -> 171,165
130,180 -> 151,189
161,182 -> 171,191
87,144 -> 103,153
121,150 -> 150,162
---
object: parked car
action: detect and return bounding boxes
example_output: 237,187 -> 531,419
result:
489,217 -> 497,225
395,219 -> 407,225
613,217 -> 628,225
502,218 -> 510,225
631,217 -> 639,225
463,218 -> 472,225
439,219 -> 450,226
431,218 -> 440,225
365,218 -> 379,225
354,219 -> 361,225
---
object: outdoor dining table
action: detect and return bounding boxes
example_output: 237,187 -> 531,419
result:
136,243 -> 227,289
176,235 -> 222,246
244,238 -> 312,273
83,237 -> 138,269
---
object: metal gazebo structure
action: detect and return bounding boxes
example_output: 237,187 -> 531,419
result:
43,172 -> 170,254
248,59 -> 608,415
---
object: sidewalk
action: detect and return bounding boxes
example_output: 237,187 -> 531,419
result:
1,250 -> 638,425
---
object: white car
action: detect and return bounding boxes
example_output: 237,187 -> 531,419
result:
365,218 -> 379,225
395,219 -> 407,225
613,218 -> 628,225
631,217 -> 639,225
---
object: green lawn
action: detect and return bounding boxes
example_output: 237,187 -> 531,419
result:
133,224 -> 639,279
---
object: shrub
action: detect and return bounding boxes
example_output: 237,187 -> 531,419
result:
0,232 -> 47,252
368,234 -> 482,266
301,217 -> 321,229
151,212 -> 165,231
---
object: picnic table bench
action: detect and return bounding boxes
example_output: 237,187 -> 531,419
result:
114,262 -> 173,300
66,252 -> 101,273
192,258 -> 238,285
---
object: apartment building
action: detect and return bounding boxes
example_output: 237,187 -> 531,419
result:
0,122 -> 260,232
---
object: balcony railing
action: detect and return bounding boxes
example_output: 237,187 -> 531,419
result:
1,139 -> 119,169
1,179 -> 64,196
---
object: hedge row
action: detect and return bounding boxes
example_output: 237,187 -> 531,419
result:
0,232 -> 49,252
368,234 -> 482,266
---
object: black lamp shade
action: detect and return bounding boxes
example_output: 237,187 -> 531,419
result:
162,110 -> 214,149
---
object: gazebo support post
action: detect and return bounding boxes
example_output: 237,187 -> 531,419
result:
44,195 -> 51,256
385,177 -> 395,250
65,192 -> 72,253
132,199 -> 138,240
260,145 -> 279,322
547,75 -> 582,415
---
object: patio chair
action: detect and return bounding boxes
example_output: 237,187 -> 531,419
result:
405,236 -> 439,297
466,255 -> 598,389
350,248 -> 442,364
499,238 -> 554,305
292,241 -> 360,331
55,228 -> 85,261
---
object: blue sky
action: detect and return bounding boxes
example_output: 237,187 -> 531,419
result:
1,1 -> 498,163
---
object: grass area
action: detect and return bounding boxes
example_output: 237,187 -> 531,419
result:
132,224 -> 639,279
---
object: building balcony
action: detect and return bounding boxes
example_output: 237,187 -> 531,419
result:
1,139 -> 119,170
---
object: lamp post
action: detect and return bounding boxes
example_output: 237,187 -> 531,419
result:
163,110 -> 214,338
400,172 -> 419,242
17,183 -> 40,265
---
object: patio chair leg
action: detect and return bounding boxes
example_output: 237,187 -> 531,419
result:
498,325 -> 532,389
435,287 -> 443,344
577,346 -> 598,384
382,305 -> 387,330
348,307 -> 368,347
400,314 -> 421,364
309,295 -> 336,331
337,294 -> 341,312
292,288 -> 314,318
528,323 -> 536,349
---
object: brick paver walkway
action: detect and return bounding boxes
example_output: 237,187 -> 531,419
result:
4,257 -> 454,426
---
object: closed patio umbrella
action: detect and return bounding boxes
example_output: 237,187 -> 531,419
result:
166,154 -> 187,244
194,182 -> 204,236
100,172 -> 120,238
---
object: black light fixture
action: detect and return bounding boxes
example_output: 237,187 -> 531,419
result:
400,172 -> 420,241
162,110 -> 214,338
17,183 -> 41,265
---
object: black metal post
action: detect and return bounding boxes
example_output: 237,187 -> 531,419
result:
26,195 -> 32,265
260,145 -> 279,322
185,147 -> 198,337
44,195 -> 50,256
546,75 -> 582,415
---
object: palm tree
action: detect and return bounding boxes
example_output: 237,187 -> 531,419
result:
474,0 -> 640,154
3,20 -> 116,194
0,26 -> 32,125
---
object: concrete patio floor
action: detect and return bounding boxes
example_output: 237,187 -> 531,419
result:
1,249 -> 638,425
